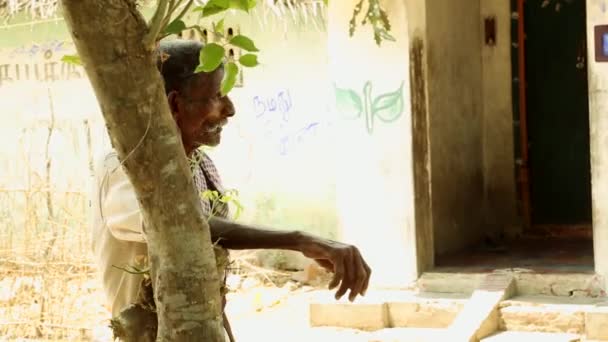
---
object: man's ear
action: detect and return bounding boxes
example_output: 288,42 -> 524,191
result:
167,90 -> 180,120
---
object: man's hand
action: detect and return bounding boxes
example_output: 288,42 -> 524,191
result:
299,236 -> 371,302
204,217 -> 371,301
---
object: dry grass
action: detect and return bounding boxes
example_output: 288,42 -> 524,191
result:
0,188 -> 111,341
0,187 -> 328,341
0,80 -> 128,340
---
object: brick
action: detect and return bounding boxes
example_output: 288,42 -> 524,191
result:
310,301 -> 388,330
387,300 -> 462,328
585,306 -> 608,340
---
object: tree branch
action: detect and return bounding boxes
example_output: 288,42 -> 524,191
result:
143,0 -> 170,49
160,0 -> 192,36
174,0 -> 194,23
158,24 -> 201,41
161,0 -> 180,29
167,0 -> 180,15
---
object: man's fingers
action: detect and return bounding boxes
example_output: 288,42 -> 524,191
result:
362,258 -> 372,296
328,256 -> 344,290
334,250 -> 354,300
348,250 -> 368,302
334,265 -> 350,300
319,245 -> 372,302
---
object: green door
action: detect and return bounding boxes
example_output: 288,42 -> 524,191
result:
524,0 -> 592,225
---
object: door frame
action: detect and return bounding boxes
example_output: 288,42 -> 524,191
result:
510,0 -> 592,238
512,0 -> 532,229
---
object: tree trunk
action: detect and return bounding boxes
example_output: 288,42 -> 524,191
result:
61,1 -> 225,341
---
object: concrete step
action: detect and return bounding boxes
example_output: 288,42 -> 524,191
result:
498,295 -> 605,335
481,331 -> 581,342
419,271 -> 603,297
366,327 -> 446,342
309,290 -> 468,330
306,327 -> 446,342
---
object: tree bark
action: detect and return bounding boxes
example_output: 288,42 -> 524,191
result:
61,1 -> 225,341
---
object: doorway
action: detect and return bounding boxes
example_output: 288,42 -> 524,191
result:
432,0 -> 594,273
516,0 -> 592,231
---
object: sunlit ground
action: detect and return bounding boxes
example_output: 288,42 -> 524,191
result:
0,261 -> 442,342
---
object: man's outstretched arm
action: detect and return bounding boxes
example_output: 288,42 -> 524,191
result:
99,158 -> 371,302
208,216 -> 371,302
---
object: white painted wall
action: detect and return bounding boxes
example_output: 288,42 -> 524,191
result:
0,7 -> 340,239
327,0 -> 417,287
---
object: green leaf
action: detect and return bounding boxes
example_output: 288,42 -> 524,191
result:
220,62 -> 239,96
202,190 -> 219,200
232,201 -> 244,220
203,5 -> 228,17
349,0 -> 364,37
238,54 -> 259,67
379,8 -> 391,31
196,43 -> 225,73
214,18 -> 225,34
323,0 -> 328,5
229,35 -> 259,52
378,29 -> 396,42
61,54 -> 81,66
195,0 -> 230,17
371,82 -> 404,122
164,19 -> 187,35
207,0 -> 230,8
334,84 -> 363,119
229,0 -> 247,11
228,0 -> 255,12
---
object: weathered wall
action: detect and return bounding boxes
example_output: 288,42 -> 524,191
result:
403,0 -> 435,274
586,0 -> 608,286
328,0 -> 417,287
401,0 -> 516,266
425,0 -> 485,255
480,0 -> 519,237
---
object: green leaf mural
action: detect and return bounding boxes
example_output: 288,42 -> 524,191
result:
334,84 -> 363,120
372,81 -> 404,122
334,81 -> 404,134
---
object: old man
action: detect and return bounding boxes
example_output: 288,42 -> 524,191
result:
89,39 -> 371,340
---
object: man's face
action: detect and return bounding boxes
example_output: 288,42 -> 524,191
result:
169,67 -> 235,154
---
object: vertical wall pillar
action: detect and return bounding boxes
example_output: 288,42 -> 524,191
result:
327,0 -> 418,287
